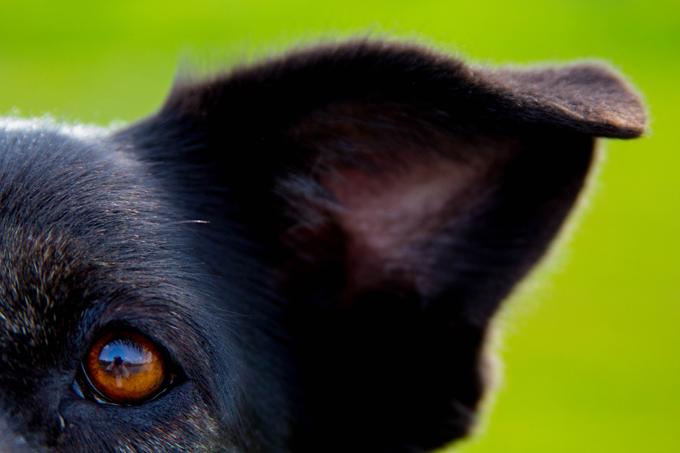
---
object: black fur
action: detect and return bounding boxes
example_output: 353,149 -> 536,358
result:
0,41 -> 645,452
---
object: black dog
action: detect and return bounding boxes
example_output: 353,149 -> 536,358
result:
0,41 -> 645,453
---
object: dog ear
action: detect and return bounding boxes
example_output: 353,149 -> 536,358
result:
119,41 -> 645,452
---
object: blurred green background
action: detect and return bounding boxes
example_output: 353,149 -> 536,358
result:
1,1 -> 678,451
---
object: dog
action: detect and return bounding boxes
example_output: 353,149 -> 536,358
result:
0,40 -> 646,452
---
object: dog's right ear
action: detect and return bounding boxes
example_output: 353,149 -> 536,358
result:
116,41 -> 646,453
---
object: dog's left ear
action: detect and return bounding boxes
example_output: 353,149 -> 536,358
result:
119,42 -> 645,453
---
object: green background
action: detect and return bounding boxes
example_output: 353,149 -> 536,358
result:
1,1 -> 678,451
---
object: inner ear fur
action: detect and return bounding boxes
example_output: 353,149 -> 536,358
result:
278,103 -> 524,307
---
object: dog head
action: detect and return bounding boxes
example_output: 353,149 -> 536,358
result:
0,41 -> 645,452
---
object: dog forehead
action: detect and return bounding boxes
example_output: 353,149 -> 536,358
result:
0,123 -> 105,361
0,118 -> 174,244
0,120 -> 175,370
0,210 -> 96,327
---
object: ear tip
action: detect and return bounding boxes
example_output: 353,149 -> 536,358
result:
558,62 -> 648,137
479,61 -> 648,138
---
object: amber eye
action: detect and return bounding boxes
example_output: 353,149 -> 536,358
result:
82,331 -> 170,405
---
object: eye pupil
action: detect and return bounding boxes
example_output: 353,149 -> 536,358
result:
83,331 -> 169,404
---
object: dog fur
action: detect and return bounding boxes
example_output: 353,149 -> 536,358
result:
0,41 -> 646,452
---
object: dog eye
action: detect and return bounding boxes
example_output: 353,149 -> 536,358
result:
80,330 -> 175,405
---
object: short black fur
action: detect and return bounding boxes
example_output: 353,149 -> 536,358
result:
0,40 -> 645,452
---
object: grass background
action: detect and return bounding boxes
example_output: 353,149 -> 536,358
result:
1,1 -> 678,451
